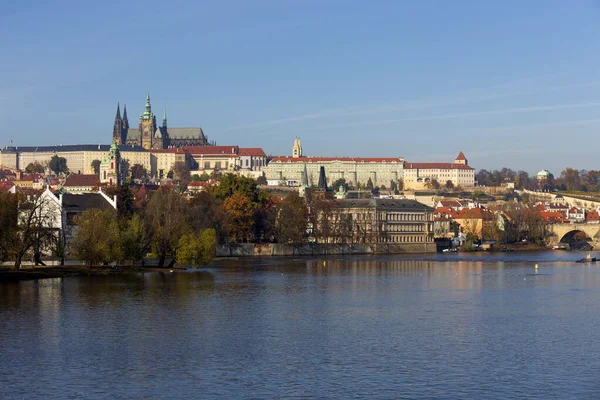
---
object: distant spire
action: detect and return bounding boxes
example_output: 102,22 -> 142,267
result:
115,103 -> 121,120
318,166 -> 327,190
163,106 -> 167,128
302,163 -> 309,187
122,104 -> 128,120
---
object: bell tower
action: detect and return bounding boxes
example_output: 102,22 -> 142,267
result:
139,93 -> 157,149
292,137 -> 303,158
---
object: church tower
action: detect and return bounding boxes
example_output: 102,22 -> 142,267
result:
122,104 -> 130,144
100,140 -> 124,185
139,94 -> 158,149
292,137 -> 303,158
112,103 -> 123,145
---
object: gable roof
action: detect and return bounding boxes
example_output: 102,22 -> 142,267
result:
455,151 -> 467,161
405,162 -> 473,170
64,174 -> 99,187
239,148 -> 266,157
183,146 -> 239,155
61,193 -> 115,212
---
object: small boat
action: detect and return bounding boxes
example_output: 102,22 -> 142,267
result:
576,254 -> 597,263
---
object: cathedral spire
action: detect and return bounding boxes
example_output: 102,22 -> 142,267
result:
163,106 -> 167,128
142,93 -> 154,119
115,103 -> 121,120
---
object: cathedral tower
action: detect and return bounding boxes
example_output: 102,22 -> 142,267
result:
122,104 -> 130,143
139,94 -> 158,149
112,103 -> 123,145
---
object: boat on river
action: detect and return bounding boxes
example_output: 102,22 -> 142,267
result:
576,254 -> 597,263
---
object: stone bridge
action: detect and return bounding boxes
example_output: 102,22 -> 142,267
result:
546,223 -> 600,248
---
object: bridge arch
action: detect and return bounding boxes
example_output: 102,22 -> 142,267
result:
559,230 -> 591,243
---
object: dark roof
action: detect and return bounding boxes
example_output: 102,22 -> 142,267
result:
62,193 -> 115,212
2,144 -> 147,153
127,127 -> 205,141
335,199 -> 434,212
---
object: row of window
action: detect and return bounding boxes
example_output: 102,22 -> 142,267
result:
383,235 -> 433,243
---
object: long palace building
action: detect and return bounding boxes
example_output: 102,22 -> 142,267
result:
263,138 -> 475,189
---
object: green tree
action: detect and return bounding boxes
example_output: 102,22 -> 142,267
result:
176,229 -> 217,267
25,161 -> 45,174
0,192 -> 18,263
276,192 -> 308,244
331,178 -> 349,192
91,160 -> 101,175
71,209 -> 121,266
49,155 -> 68,175
366,178 -> 374,190
211,173 -> 258,203
121,213 -> 149,265
145,187 -> 189,267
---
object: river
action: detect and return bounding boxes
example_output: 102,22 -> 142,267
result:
1,252 -> 600,399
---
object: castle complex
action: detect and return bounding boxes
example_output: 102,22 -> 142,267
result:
112,94 -> 210,149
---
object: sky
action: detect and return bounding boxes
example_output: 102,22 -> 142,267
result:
2,0 -> 600,174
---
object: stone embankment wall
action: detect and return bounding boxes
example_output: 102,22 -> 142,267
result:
522,189 -> 600,209
216,243 -> 436,257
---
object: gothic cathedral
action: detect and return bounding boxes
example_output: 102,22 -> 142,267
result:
112,94 -> 211,149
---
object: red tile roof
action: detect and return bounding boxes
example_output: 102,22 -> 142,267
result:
183,146 -> 239,155
269,156 -> 403,163
586,211 -> 600,221
0,181 -> 14,191
64,174 -> 99,187
150,148 -> 188,154
539,211 -> 568,223
405,162 -> 474,170
239,148 -> 266,157
455,151 -> 467,161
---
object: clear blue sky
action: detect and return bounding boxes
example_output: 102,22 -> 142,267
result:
2,0 -> 600,174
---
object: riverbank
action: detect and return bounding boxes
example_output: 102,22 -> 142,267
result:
0,265 -> 186,282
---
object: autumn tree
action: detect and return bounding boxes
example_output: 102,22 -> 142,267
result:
223,192 -> 256,242
71,208 -> 121,266
445,180 -> 454,189
172,161 -> 191,184
130,164 -> 147,180
276,192 -> 308,244
49,155 -> 68,175
91,160 -> 101,175
144,187 -> 189,267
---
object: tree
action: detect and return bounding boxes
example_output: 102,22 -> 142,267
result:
172,161 -> 191,183
144,187 -> 189,267
331,178 -> 349,192
0,192 -> 18,263
366,178 -> 374,190
425,178 -> 440,190
49,155 -> 68,175
103,184 -> 135,218
25,161 -> 45,174
120,213 -> 149,266
130,164 -> 147,180
91,160 -> 101,176
176,229 -> 217,267
445,180 -> 454,189
223,192 -> 256,242
276,193 -> 308,244
71,209 -> 121,266
10,193 -> 58,268
211,173 -> 258,203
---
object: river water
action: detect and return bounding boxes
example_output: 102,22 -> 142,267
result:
1,252 -> 600,399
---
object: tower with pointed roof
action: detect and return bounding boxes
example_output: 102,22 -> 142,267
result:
139,94 -> 158,149
100,140 -> 124,185
112,103 -> 124,145
454,151 -> 468,165
122,104 -> 129,141
292,137 -> 303,158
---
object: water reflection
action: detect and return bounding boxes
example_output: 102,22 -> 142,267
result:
2,255 -> 600,399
